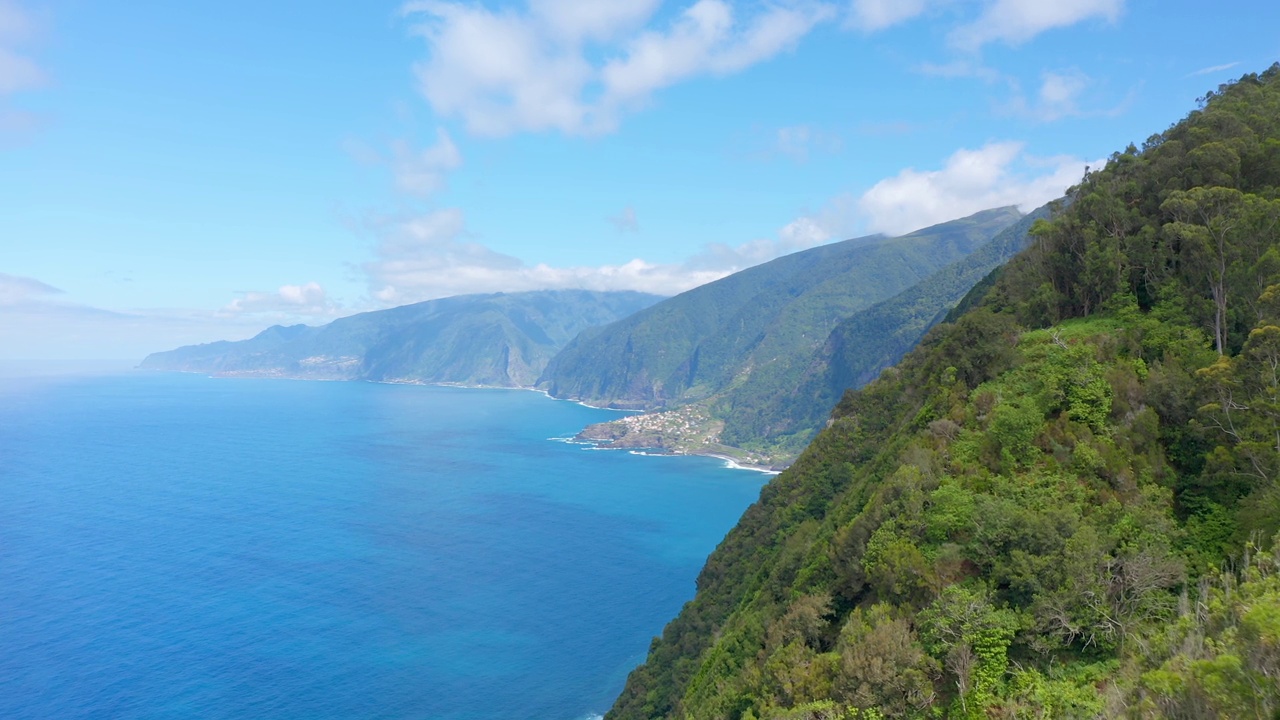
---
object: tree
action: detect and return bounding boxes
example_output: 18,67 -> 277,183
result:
1163,186 -> 1248,355
834,606 -> 938,717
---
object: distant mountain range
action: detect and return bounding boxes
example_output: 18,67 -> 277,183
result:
144,205 -> 1048,465
139,290 -> 662,387
540,206 -> 1040,464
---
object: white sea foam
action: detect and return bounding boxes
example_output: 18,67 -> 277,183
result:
555,435 -> 781,475
547,436 -> 594,445
719,458 -> 781,475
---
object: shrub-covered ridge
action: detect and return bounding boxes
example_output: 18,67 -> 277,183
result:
607,64 -> 1280,720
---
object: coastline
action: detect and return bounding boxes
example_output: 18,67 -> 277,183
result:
573,432 -> 784,475
137,368 -> 777,475
705,453 -> 783,475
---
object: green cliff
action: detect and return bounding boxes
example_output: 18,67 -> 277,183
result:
539,208 -> 1022,412
718,206 -> 1052,461
608,64 -> 1280,720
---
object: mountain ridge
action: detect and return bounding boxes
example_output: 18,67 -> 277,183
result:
568,206 -> 1048,466
140,289 -> 663,387
539,207 -> 1024,414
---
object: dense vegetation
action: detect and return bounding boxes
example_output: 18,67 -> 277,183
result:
140,290 -> 660,387
539,208 -> 1022,411
719,206 -> 1050,459
608,65 -> 1280,719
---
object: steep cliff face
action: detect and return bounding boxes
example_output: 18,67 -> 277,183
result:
608,65 -> 1280,720
716,204 -> 1052,459
538,207 -> 1023,410
141,290 -> 663,387
567,207 -> 1047,467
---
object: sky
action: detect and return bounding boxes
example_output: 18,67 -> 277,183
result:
2,0 -> 1278,361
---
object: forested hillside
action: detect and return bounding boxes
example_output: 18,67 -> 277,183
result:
540,208 -> 1022,410
718,205 -> 1052,459
609,65 -> 1280,720
140,290 -> 660,387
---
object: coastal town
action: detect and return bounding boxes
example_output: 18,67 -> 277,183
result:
576,404 -> 780,471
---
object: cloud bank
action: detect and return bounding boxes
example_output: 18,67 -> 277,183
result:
949,0 -> 1124,50
0,0 -> 44,137
344,1 -> 1115,303
363,208 -> 727,303
359,139 -> 1086,302
223,282 -> 341,318
403,0 -> 1129,139
0,271 -> 62,305
848,0 -> 1124,48
0,271 -> 258,361
402,0 -> 837,136
857,141 -> 1091,235
392,128 -> 462,197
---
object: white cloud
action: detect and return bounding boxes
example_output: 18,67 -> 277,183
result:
0,270 -> 135,323
1188,61 -> 1239,78
403,0 -> 835,136
602,1 -> 835,104
1003,68 -> 1090,121
0,271 -> 211,361
774,124 -> 843,162
365,210 -> 729,301
608,206 -> 639,232
223,282 -> 340,318
1038,70 -> 1088,112
0,271 -> 62,305
847,0 -> 1126,49
685,192 -> 860,271
916,58 -> 1005,83
0,0 -> 36,40
949,0 -> 1123,50
0,301 -> 289,362
344,129 -> 462,198
361,199 -> 867,304
0,46 -> 40,94
529,0 -> 662,41
405,1 -> 595,136
856,141 -> 1092,235
356,140 -> 1092,302
0,1 -> 45,140
400,0 -> 1131,139
846,0 -> 931,31
391,128 -> 462,197
1004,69 -> 1134,123
0,2 -> 42,94
0,271 -> 353,360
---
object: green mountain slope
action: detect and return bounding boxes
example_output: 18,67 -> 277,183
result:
718,205 -> 1053,457
608,64 -> 1280,720
570,208 -> 1045,467
540,208 -> 1023,412
140,290 -> 662,387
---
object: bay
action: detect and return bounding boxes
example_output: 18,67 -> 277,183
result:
0,372 -> 767,719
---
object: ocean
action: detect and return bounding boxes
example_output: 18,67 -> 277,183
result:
0,371 -> 768,719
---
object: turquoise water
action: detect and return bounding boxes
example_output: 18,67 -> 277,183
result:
0,372 -> 767,719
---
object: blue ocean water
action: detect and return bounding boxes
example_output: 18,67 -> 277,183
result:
0,372 -> 767,719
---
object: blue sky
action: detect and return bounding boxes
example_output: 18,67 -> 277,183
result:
2,0 -> 1278,360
